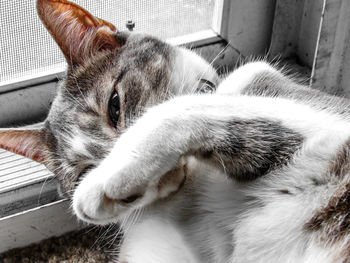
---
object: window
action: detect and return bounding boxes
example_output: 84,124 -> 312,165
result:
0,0 -> 216,91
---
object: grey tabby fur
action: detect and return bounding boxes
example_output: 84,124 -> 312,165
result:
48,33 -> 177,193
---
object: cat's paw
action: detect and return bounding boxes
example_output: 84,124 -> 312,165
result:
72,178 -> 108,224
73,156 -> 186,224
73,100 -> 188,224
103,156 -> 187,204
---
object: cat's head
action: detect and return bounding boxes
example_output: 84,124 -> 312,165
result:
0,0 -> 218,196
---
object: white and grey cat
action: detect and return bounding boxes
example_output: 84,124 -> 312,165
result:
1,0 -> 350,262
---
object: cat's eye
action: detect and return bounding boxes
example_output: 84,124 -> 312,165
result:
197,79 -> 216,93
109,91 -> 121,127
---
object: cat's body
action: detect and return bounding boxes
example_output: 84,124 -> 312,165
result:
94,63 -> 350,263
1,1 -> 350,262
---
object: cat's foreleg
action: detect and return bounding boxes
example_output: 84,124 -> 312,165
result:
73,94 -> 349,222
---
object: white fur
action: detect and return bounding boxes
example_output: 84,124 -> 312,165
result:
70,133 -> 91,158
119,217 -> 199,263
169,48 -> 219,95
73,61 -> 349,262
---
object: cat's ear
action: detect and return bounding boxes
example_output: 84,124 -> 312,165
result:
37,0 -> 122,66
0,128 -> 51,166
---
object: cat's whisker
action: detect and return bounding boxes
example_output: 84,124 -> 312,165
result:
91,225 -> 110,249
111,235 -> 123,252
124,208 -> 141,235
199,41 -> 231,79
214,153 -> 228,175
119,213 -> 129,235
179,55 -> 195,95
71,72 -> 91,109
84,224 -> 100,234
104,225 -> 119,246
178,52 -> 187,95
109,216 -> 130,249
93,228 -> 106,248
123,211 -> 135,235
97,224 -> 113,247
132,207 -> 143,227
110,224 -> 124,248
62,85 -> 85,109
181,41 -> 232,96
106,224 -> 121,246
164,61 -> 175,97
37,172 -> 59,202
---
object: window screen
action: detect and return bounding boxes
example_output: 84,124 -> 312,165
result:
0,0 -> 215,88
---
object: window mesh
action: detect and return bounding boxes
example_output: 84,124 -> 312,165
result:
0,0 -> 215,87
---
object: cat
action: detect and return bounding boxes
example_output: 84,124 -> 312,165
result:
1,0 -> 350,262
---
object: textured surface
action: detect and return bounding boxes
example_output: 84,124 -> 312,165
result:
0,149 -> 52,194
0,227 -> 116,263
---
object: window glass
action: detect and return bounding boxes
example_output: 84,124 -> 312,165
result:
0,0 -> 215,87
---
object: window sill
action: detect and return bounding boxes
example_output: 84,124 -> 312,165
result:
0,199 -> 81,253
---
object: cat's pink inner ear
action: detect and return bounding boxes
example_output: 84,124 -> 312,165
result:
0,128 -> 50,165
37,0 -> 121,66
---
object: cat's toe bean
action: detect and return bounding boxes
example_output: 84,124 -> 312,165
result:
120,194 -> 143,204
103,192 -> 142,205
157,165 -> 186,198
